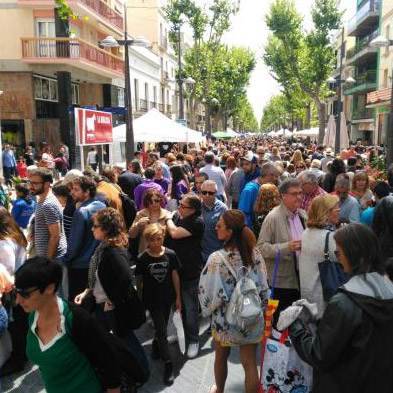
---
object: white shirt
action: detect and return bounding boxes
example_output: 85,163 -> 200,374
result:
0,239 -> 26,275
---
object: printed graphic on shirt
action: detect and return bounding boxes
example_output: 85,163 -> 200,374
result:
148,261 -> 169,283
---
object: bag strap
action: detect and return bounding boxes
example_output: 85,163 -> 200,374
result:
270,249 -> 280,299
324,231 -> 331,260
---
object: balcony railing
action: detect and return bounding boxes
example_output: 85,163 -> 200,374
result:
150,101 -> 157,109
159,38 -> 168,49
344,69 -> 377,95
140,99 -> 148,112
352,108 -> 374,120
166,104 -> 172,114
348,0 -> 380,34
346,29 -> 379,60
78,0 -> 123,30
158,103 -> 164,113
21,37 -> 124,75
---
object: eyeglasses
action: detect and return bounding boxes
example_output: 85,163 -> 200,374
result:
27,180 -> 44,186
15,287 -> 39,299
201,190 -> 215,196
285,191 -> 303,197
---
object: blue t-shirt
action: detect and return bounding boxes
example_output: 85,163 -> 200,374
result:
238,181 -> 261,228
11,198 -> 36,229
360,206 -> 375,226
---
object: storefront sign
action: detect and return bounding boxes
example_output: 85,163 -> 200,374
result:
75,108 -> 113,145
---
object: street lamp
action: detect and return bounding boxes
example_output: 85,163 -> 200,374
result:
370,34 -> 393,166
99,9 -> 149,165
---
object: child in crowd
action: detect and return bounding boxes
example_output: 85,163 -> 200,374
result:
16,157 -> 27,179
135,223 -> 181,386
11,183 -> 36,229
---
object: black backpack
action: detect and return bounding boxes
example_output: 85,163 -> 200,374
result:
119,192 -> 137,230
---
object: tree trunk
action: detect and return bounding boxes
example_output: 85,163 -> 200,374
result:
317,101 -> 326,145
305,102 -> 311,129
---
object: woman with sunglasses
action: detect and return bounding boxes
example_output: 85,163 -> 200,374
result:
129,188 -> 170,254
14,257 -> 122,393
289,223 -> 393,393
166,194 -> 204,359
0,207 -> 28,375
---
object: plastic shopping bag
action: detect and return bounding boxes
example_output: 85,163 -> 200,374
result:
261,331 -> 313,393
172,310 -> 186,355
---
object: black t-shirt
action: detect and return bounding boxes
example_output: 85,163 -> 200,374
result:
167,213 -> 204,281
118,171 -> 142,200
135,248 -> 179,309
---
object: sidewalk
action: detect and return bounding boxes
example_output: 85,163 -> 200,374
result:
3,319 -> 253,393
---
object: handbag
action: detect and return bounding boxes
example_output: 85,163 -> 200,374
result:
260,330 -> 313,393
318,231 -> 349,301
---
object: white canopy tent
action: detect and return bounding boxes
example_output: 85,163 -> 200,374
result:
293,127 -> 319,138
113,108 -> 204,143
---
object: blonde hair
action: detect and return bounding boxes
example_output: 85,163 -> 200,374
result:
307,194 -> 339,228
143,223 -> 165,241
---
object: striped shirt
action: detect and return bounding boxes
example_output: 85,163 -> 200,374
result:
34,192 -> 67,259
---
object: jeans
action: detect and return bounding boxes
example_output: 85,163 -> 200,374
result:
149,304 -> 172,362
3,166 -> 15,187
181,279 -> 200,344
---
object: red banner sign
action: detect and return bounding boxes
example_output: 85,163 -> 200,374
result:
75,108 -> 113,145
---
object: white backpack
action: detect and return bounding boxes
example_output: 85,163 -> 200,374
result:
219,251 -> 263,332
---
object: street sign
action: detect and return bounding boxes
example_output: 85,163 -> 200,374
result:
75,108 -> 113,145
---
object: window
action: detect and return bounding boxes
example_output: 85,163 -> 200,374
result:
386,25 -> 390,56
34,76 -> 58,102
36,19 -> 56,57
153,86 -> 157,104
134,78 -> 139,109
117,87 -> 125,107
72,84 -> 80,105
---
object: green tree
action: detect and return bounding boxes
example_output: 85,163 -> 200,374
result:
165,0 -> 246,132
233,96 -> 259,132
264,0 -> 341,143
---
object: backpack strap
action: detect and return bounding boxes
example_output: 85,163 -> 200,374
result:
218,249 -> 237,279
324,231 -> 331,261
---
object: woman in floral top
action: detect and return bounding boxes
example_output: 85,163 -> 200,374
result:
199,209 -> 268,393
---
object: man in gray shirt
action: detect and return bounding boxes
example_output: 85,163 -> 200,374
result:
334,174 -> 361,223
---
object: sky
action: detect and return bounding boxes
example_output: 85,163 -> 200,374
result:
219,0 -> 356,123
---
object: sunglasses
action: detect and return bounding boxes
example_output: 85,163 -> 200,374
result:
14,287 -> 40,299
201,191 -> 215,196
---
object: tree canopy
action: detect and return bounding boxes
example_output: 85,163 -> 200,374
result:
263,0 -> 341,142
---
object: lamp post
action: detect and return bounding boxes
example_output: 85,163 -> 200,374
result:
99,7 -> 149,166
370,34 -> 393,166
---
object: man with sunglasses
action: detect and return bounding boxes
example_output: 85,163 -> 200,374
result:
200,180 -> 228,264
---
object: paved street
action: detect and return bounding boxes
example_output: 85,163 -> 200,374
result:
3,318 -> 255,393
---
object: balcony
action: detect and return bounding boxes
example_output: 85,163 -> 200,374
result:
166,104 -> 172,114
158,103 -> 165,113
344,70 -> 377,95
161,71 -> 170,85
139,99 -> 148,112
150,101 -> 157,109
346,29 -> 378,65
352,108 -> 374,120
21,37 -> 124,78
347,0 -> 380,37
159,37 -> 168,50
17,0 -> 123,32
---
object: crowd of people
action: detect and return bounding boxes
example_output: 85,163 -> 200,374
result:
0,136 -> 393,393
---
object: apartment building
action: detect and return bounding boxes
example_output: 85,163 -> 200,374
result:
344,0 -> 380,144
366,0 -> 393,144
0,0 -> 125,154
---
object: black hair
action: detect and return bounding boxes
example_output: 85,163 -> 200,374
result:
204,152 -> 215,164
52,181 -> 70,198
195,172 -> 209,181
15,257 -> 63,293
347,157 -> 357,167
15,183 -> 30,199
374,181 -> 391,200
144,167 -> 155,180
170,165 -> 188,199
334,223 -> 384,275
329,158 -> 346,176
182,193 -> 202,215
